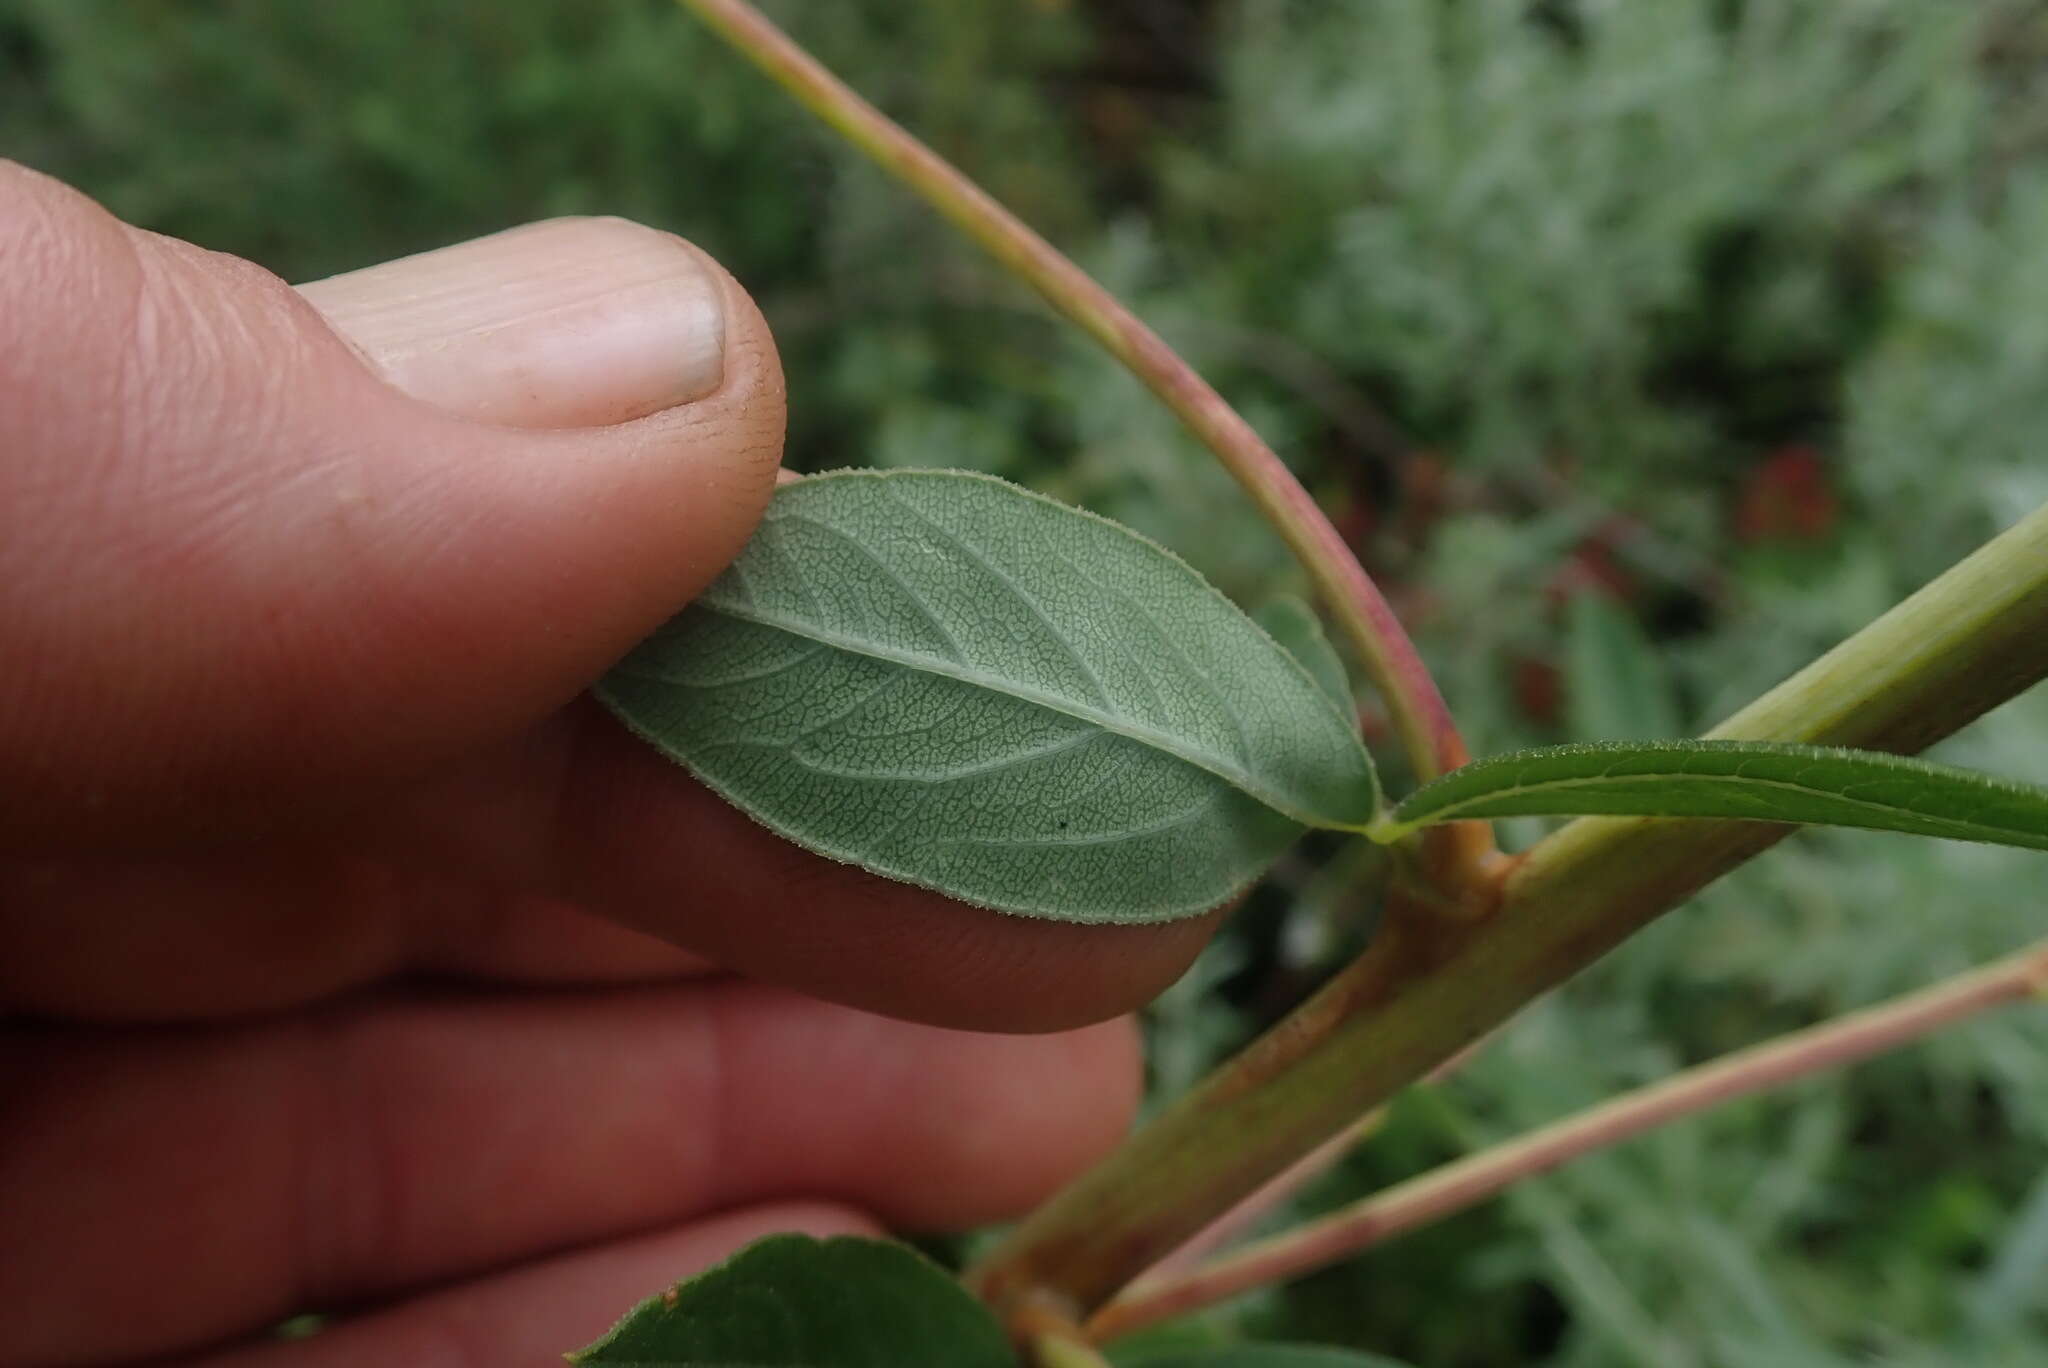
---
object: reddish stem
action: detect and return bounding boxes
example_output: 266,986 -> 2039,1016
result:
676,0 -> 1474,794
1088,938 -> 2048,1340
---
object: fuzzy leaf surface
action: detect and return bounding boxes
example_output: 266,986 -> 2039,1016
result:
599,470 -> 1380,923
1255,595 -> 1355,723
569,1234 -> 1012,1367
1387,740 -> 2048,850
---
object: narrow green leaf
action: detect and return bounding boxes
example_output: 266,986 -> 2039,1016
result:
570,1234 -> 1012,1368
598,470 -> 1381,924
1381,739 -> 2048,851
1112,1346 -> 1414,1368
1255,595 -> 1355,723
1563,592 -> 1680,742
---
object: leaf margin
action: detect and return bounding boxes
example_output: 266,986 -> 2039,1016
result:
1373,738 -> 2048,852
568,1232 -> 1012,1368
596,469 -> 1387,925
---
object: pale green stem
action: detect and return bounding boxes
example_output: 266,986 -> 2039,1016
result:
1008,1289 -> 1116,1368
1087,935 -> 2048,1341
1031,1332 -> 1117,1368
1119,1032 -> 1490,1291
970,500 -> 2048,1317
673,0 -> 1477,805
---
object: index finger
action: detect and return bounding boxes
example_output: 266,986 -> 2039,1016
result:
551,701 -> 1221,1031
383,699 -> 1217,1032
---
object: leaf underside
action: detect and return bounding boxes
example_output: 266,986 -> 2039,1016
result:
570,1234 -> 1012,1367
1254,595 -> 1356,724
1389,739 -> 2048,851
598,470 -> 1380,924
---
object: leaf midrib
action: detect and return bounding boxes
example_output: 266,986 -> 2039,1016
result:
652,596 -> 1342,829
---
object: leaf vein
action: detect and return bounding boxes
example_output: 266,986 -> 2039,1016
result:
779,509 -> 970,663
937,786 -> 1227,850
1055,531 -> 1257,767
885,487 -> 1114,708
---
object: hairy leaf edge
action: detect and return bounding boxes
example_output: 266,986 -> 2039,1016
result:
1372,739 -> 2048,850
597,470 -> 1386,923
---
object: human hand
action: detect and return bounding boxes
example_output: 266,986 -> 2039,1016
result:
0,163 -> 1215,1367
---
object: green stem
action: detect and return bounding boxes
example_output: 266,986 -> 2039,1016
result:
673,0 -> 1474,797
1008,1289 -> 1115,1368
1086,935 -> 2048,1341
1031,1332 -> 1117,1368
1115,1033 -> 1484,1296
969,499 -> 2048,1318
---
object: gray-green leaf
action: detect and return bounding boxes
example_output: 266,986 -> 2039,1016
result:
1381,740 -> 2048,850
570,1234 -> 1012,1367
598,471 -> 1381,924
1254,595 -> 1355,723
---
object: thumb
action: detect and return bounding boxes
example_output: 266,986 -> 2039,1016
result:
0,162 -> 783,848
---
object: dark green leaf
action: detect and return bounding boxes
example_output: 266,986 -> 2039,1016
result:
1113,1346 -> 1414,1368
570,1234 -> 1013,1368
598,471 -> 1381,923
1563,592 -> 1680,742
1383,740 -> 2048,850
1255,595 -> 1355,723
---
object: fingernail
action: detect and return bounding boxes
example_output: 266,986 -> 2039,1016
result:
295,217 -> 726,429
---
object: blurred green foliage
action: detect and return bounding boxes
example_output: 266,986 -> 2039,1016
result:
9,0 -> 2048,1362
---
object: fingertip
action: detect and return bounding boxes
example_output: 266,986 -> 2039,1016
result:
300,217 -> 729,430
551,703 -> 1220,1034
0,199 -> 786,847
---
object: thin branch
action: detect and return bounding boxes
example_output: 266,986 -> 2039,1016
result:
674,0 -> 1477,801
1121,1031 -> 1493,1290
1012,1293 -> 1116,1368
1031,1330 -> 1118,1368
1088,937 -> 2048,1341
1124,1106 -> 1388,1291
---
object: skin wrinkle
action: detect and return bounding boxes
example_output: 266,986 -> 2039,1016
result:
300,987 -> 1097,1303
321,1001 -> 462,1310
9,209 -> 406,825
109,242 -> 375,666
2,191 -> 792,850
0,169 -> 130,491
693,982 -> 742,1238
0,180 -> 140,773
291,1010 -> 359,1332
290,999 -> 493,1314
125,238 -> 288,462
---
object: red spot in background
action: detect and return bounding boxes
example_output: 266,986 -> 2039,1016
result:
1735,445 -> 1839,545
1543,527 -> 1636,610
1393,451 -> 1452,550
1510,654 -> 1564,728
1519,522 -> 1640,728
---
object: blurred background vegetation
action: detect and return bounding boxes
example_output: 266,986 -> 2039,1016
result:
9,0 -> 2048,1362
